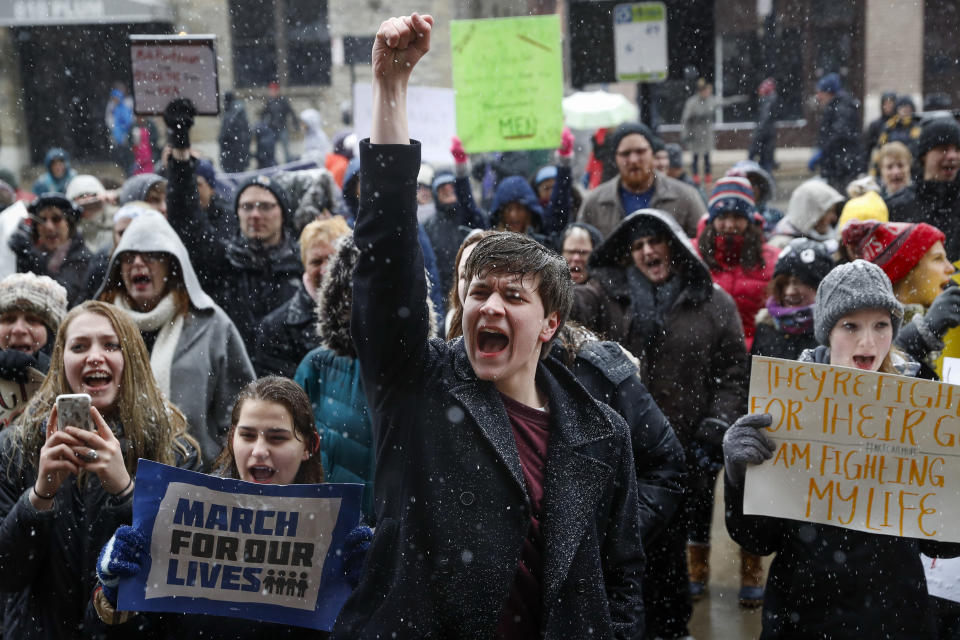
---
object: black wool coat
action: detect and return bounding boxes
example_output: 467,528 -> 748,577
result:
332,141 -> 645,640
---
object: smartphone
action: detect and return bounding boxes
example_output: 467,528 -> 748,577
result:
56,393 -> 92,431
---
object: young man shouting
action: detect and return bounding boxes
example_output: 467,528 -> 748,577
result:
332,13 -> 644,640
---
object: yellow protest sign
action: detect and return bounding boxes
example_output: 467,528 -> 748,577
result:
746,356 -> 960,541
450,15 -> 563,153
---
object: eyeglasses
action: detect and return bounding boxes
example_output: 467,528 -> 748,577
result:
238,201 -> 279,213
562,249 -> 591,258
119,251 -> 167,265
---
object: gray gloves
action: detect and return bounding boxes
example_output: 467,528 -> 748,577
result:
722,413 -> 776,487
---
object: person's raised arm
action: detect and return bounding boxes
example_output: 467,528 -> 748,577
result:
370,13 -> 433,145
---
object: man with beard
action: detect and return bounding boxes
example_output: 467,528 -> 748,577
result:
887,117 -> 960,260
577,122 -> 703,239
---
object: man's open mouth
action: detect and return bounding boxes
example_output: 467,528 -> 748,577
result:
477,327 -> 509,354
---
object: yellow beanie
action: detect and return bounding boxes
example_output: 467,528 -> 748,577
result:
837,191 -> 888,232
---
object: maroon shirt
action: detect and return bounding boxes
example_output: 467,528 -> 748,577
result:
496,393 -> 550,639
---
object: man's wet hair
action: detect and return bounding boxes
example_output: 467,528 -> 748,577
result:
463,231 -> 573,358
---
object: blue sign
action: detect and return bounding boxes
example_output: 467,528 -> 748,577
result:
118,459 -> 363,631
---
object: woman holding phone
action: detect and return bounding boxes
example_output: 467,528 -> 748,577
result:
0,300 -> 200,639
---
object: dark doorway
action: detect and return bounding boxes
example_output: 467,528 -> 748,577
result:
14,21 -> 171,165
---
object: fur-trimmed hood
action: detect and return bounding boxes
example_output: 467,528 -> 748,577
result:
316,233 -> 438,358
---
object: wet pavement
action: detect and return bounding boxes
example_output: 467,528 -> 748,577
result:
687,476 -> 767,640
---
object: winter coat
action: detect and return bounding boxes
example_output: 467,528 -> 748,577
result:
887,177 -> 960,260
0,426 -> 201,640
571,209 -> 747,445
166,156 -> 304,352
96,211 -> 256,466
577,172 -> 705,239
681,94 -> 717,155
817,91 -> 864,189
700,238 -> 780,351
32,148 -> 76,196
769,179 -> 845,249
725,345 -> 960,639
423,205 -> 472,298
538,164 -> 576,236
750,309 -> 818,365
82,246 -> 110,303
549,334 -> 685,545
218,100 -> 251,174
295,349 -> 373,522
254,282 -> 318,378
332,141 -> 645,640
10,232 -> 92,307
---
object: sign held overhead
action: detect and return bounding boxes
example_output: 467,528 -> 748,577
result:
129,34 -> 220,116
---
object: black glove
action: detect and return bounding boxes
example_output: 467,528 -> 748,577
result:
0,349 -> 39,383
924,286 -> 960,339
8,220 -> 32,254
163,98 -> 198,149
691,417 -> 728,473
722,413 -> 776,487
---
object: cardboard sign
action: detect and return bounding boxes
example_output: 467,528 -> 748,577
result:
450,15 -> 563,153
129,35 -> 220,115
745,356 -> 960,542
118,460 -> 362,631
0,367 -> 44,429
352,83 -> 456,165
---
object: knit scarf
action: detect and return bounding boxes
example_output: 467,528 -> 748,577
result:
115,294 -> 183,397
765,297 -> 814,336
713,233 -> 745,268
625,266 -> 683,344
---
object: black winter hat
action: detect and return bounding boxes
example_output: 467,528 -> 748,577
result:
774,238 -> 834,289
28,192 -> 81,223
917,117 -> 960,159
610,122 -> 657,155
234,174 -> 292,224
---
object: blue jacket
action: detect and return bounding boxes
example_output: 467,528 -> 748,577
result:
295,348 -> 375,521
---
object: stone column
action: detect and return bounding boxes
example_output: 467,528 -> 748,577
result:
863,0 -> 923,124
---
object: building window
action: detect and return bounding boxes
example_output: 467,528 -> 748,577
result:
229,0 -> 330,88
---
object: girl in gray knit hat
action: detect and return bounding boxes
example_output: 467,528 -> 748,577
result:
718,259 -> 960,638
0,272 -> 68,382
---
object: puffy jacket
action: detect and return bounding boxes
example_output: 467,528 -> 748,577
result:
295,349 -> 374,521
701,239 -> 779,351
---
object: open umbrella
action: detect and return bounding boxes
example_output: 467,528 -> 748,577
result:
562,90 -> 639,130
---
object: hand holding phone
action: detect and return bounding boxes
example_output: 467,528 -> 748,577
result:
56,394 -> 92,431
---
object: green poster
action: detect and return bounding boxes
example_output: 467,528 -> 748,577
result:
451,15 -> 563,153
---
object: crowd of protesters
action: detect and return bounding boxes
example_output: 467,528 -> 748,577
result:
2,10 -> 960,640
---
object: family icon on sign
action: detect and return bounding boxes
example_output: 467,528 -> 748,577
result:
262,569 -> 309,598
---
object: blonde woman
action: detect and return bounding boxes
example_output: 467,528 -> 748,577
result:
0,300 -> 199,638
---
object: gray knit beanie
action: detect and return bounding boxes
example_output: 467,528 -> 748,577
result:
0,272 -> 68,336
814,259 -> 903,345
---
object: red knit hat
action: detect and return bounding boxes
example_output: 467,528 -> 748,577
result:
841,220 -> 945,284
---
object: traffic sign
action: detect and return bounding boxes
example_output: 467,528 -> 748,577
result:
613,2 -> 668,82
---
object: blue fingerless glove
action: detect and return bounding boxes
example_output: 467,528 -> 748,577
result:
807,149 -> 822,172
343,525 -> 374,589
97,525 -> 149,606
